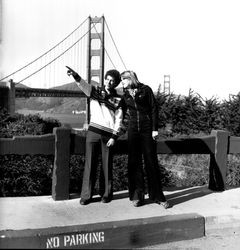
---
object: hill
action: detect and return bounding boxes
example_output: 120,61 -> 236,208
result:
15,82 -> 87,113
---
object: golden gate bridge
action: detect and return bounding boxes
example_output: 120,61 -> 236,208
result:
0,16 -> 127,98
0,15 -> 170,119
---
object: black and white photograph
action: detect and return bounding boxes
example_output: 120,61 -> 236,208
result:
0,0 -> 240,249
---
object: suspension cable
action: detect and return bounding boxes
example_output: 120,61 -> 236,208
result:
16,21 -> 97,85
0,17 -> 89,82
105,49 -> 117,69
3,16 -> 127,85
105,19 -> 127,70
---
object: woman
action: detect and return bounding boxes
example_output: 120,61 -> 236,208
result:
119,70 -> 169,208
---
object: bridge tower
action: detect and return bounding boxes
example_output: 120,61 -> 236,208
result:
164,75 -> 170,95
86,16 -> 105,125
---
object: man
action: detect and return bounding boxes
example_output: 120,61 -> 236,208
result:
67,66 -> 123,205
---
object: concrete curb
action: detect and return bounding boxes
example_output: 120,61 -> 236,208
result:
0,213 -> 204,249
1,186 -> 239,249
205,214 -> 240,236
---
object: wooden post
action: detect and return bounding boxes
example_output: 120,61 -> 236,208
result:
0,80 -> 15,114
52,127 -> 71,200
7,80 -> 15,115
209,130 -> 229,191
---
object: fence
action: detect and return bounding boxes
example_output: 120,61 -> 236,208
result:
0,128 -> 240,200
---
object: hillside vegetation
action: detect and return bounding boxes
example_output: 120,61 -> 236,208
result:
156,89 -> 240,137
16,82 -> 86,113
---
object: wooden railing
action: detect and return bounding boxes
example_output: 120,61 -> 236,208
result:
0,128 -> 239,200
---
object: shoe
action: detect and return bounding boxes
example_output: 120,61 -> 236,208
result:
132,200 -> 143,207
156,201 -> 170,209
101,197 -> 112,203
80,198 -> 91,205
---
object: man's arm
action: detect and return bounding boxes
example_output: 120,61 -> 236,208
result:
66,66 -> 92,97
106,107 -> 123,147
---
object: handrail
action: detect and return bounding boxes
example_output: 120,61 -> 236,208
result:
1,129 -> 239,200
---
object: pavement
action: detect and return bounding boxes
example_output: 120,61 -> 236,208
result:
0,185 -> 240,249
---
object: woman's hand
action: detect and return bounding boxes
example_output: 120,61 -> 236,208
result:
152,131 -> 158,140
107,138 -> 115,147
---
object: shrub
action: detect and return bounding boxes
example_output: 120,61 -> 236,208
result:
69,154 -> 129,195
0,154 -> 54,196
113,155 -> 128,192
0,109 -> 61,138
221,94 -> 240,136
226,154 -> 240,186
69,155 -> 85,194
0,109 -> 61,196
158,154 -> 210,188
156,90 -> 240,136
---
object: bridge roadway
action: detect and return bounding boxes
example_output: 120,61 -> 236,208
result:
0,185 -> 240,249
15,87 -> 85,98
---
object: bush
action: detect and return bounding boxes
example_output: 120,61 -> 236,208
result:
158,154 -> 210,188
0,109 -> 61,138
69,154 -> 129,195
69,155 -> 85,194
221,94 -> 240,136
0,154 -> 54,196
113,155 -> 128,192
0,109 -> 62,196
156,90 -> 240,136
226,154 -> 240,186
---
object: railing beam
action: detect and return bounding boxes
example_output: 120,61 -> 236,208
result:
1,129 -> 239,200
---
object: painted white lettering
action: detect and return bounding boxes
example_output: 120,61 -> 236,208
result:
53,237 -> 60,248
77,234 -> 82,244
46,238 -> 53,248
63,235 -> 70,246
82,233 -> 88,244
92,232 -> 99,243
89,232 -> 92,244
46,236 -> 60,248
100,232 -> 104,242
69,235 -> 76,246
62,231 -> 104,247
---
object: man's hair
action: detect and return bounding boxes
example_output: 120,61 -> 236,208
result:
105,69 -> 121,88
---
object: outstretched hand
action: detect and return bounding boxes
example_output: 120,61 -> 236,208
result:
107,138 -> 115,147
66,66 -> 81,82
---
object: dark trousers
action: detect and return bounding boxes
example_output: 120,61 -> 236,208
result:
127,128 -> 166,202
80,131 -> 113,200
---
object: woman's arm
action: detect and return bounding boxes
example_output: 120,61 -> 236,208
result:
147,86 -> 158,131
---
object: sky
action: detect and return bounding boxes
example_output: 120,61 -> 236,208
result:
1,0 -> 240,100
